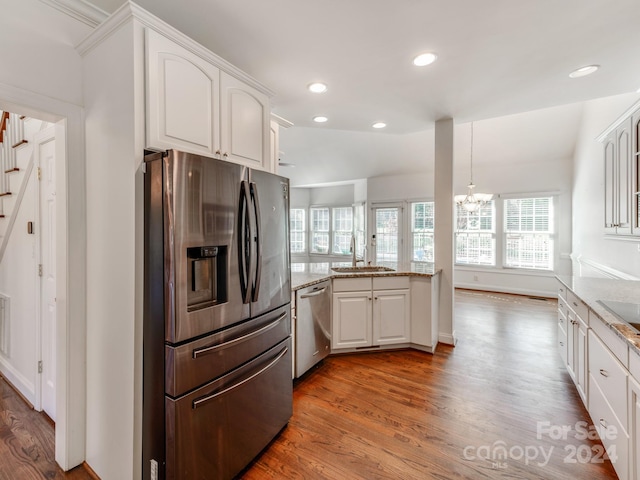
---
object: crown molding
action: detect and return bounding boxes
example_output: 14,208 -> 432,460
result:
38,0 -> 109,28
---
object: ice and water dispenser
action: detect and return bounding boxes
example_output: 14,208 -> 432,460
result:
186,246 -> 228,311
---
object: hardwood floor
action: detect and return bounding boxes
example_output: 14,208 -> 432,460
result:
0,376 -> 94,480
241,290 -> 620,480
0,290 -> 621,479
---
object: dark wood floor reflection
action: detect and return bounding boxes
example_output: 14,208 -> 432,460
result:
242,290 -> 620,480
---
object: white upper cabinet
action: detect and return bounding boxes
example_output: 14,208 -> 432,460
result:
145,29 -> 272,171
146,29 -> 220,155
220,73 -> 270,168
600,102 -> 640,237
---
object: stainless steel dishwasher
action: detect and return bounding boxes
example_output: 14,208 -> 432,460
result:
295,280 -> 331,377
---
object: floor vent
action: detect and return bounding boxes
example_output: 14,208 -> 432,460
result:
0,294 -> 9,357
528,296 -> 549,302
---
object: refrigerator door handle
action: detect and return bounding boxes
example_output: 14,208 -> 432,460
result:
238,180 -> 252,304
250,182 -> 262,302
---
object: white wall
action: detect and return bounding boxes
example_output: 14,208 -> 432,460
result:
0,141 -> 38,403
80,12 -> 145,480
572,92 -> 640,278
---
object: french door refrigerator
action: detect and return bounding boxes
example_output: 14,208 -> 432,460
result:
143,150 -> 292,480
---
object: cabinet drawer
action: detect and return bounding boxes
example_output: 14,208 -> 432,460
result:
557,282 -> 568,300
588,377 -> 629,480
567,290 -> 589,325
591,315 -> 629,367
373,276 -> 410,290
589,330 -> 628,428
558,322 -> 567,366
557,300 -> 567,331
333,277 -> 372,292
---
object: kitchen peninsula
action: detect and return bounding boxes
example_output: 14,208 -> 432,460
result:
291,262 -> 441,377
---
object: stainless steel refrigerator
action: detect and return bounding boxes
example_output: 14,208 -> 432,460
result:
143,150 -> 292,480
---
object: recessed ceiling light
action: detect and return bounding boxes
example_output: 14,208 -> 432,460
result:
308,82 -> 328,93
569,65 -> 599,78
372,122 -> 387,129
313,116 -> 328,123
413,52 -> 437,67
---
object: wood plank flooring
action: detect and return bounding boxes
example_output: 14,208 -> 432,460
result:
0,290 -> 621,479
0,377 -> 94,480
241,290 -> 620,480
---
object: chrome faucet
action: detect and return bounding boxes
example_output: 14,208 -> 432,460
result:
350,234 -> 364,267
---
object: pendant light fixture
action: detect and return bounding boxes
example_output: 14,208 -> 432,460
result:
454,122 -> 493,212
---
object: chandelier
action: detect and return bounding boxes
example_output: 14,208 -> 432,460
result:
454,122 -> 492,212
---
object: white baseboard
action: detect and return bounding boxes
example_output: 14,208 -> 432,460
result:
439,332 -> 457,346
0,355 -> 35,406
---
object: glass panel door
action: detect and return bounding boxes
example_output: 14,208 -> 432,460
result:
373,206 -> 401,264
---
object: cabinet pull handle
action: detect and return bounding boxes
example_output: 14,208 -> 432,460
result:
599,418 -> 607,428
599,369 -> 609,377
572,301 -> 578,307
559,341 -> 564,346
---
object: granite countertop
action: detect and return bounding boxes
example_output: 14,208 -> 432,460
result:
556,275 -> 640,358
291,261 -> 440,291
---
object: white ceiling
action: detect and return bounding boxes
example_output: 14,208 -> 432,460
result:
84,0 -> 640,186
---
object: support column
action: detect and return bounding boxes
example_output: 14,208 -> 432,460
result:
434,118 -> 456,345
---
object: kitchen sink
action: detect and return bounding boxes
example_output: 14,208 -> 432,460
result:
331,266 -> 395,273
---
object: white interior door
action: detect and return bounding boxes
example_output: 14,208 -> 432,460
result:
372,205 -> 403,264
37,128 -> 56,421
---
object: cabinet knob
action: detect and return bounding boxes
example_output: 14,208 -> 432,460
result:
599,369 -> 609,377
559,341 -> 564,347
223,152 -> 228,158
215,150 -> 221,155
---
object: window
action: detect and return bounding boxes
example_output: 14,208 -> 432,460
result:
310,207 -> 330,254
455,201 -> 495,266
290,208 -> 306,254
332,207 -> 353,255
374,207 -> 400,263
411,202 -> 434,262
504,197 -> 554,270
309,206 -> 353,255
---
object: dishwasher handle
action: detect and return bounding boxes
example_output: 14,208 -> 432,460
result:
299,287 -> 328,299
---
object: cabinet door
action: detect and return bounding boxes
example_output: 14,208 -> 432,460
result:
332,291 -> 371,349
566,307 -> 577,381
373,289 -> 410,345
617,119 -> 632,234
630,375 -> 640,480
220,72 -> 270,170
604,132 -> 617,233
575,316 -> 588,405
632,111 -> 640,236
145,29 -> 220,155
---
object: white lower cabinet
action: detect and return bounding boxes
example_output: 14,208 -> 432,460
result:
629,375 -> 640,480
373,289 -> 410,345
332,276 -> 410,351
566,302 -> 589,405
332,290 -> 372,349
